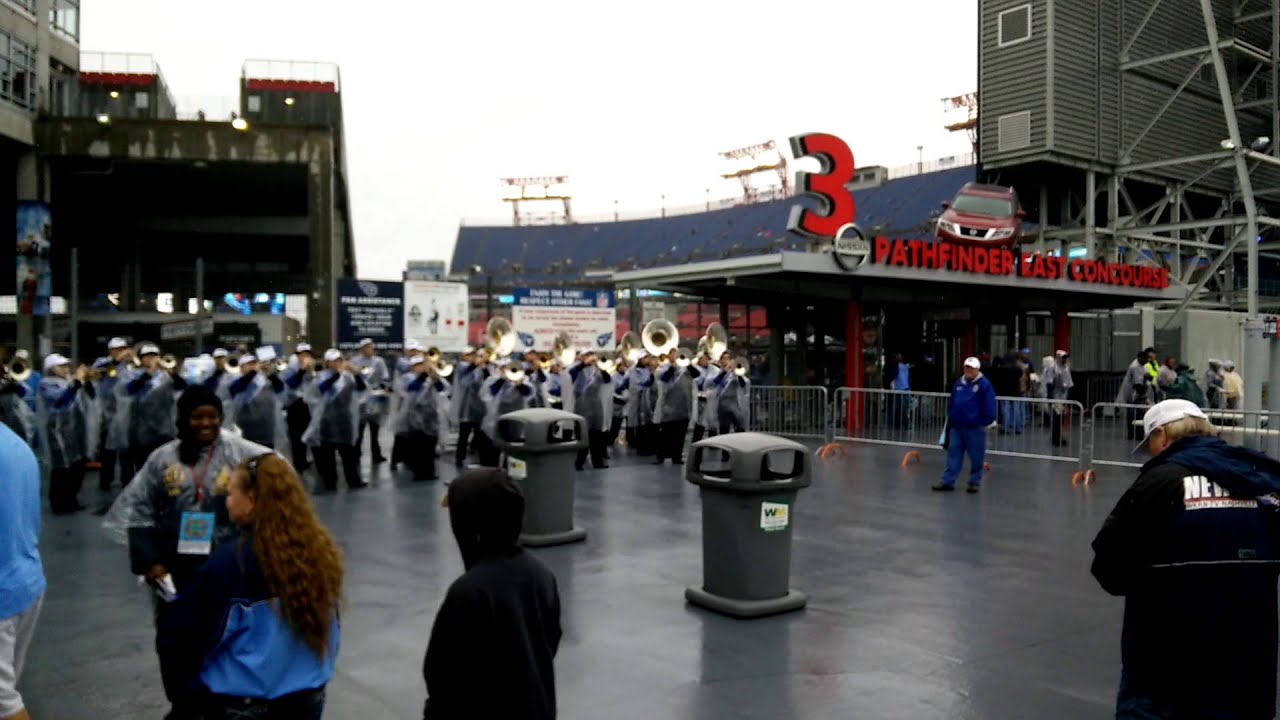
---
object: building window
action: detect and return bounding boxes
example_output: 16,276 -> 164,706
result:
48,67 -> 73,115
997,4 -> 1032,47
0,32 -> 36,109
3,0 -> 34,16
135,91 -> 149,110
50,0 -> 78,41
247,95 -> 261,112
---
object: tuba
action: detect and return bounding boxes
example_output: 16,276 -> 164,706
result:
701,322 -> 729,361
552,331 -> 575,367
535,351 -> 554,372
641,319 -> 679,357
432,358 -> 454,379
6,352 -> 31,383
618,331 -> 643,364
485,317 -> 517,360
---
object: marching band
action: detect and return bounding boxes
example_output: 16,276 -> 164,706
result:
7,317 -> 753,513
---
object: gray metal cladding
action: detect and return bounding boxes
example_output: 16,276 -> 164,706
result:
980,0 -> 1049,163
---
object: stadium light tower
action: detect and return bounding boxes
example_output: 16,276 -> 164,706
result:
499,176 -> 573,226
942,93 -> 978,154
719,140 -> 789,204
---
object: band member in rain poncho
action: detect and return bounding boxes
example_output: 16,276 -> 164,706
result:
38,354 -> 97,514
303,349 -> 370,492
713,355 -> 750,434
389,339 -> 422,469
450,348 -> 493,468
219,346 -> 287,451
479,360 -> 535,467
282,343 -> 316,471
0,370 -> 32,445
200,348 -> 235,394
117,342 -> 187,474
350,338 -> 390,465
393,354 -> 450,482
570,352 -> 612,471
621,355 -> 655,455
653,351 -> 700,465
607,358 -> 630,447
98,336 -> 135,489
534,362 -> 574,413
690,352 -> 721,446
102,384 -> 269,719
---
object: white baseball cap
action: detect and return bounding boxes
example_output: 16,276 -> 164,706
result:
358,338 -> 374,349
138,343 -> 160,356
212,348 -> 229,358
323,348 -> 342,363
295,343 -> 312,354
405,339 -> 423,352
43,353 -> 69,374
107,337 -> 128,350
963,357 -> 981,369
1135,399 -> 1208,453
408,354 -> 426,367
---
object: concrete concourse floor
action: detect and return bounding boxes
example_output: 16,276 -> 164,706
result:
23,436 -> 1165,718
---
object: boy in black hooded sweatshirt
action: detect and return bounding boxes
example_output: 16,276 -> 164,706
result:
423,468 -> 561,720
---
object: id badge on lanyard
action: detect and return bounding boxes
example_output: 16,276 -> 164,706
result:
177,448 -> 217,555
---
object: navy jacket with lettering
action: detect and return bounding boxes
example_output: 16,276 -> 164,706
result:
946,373 -> 996,429
1091,435 -> 1280,719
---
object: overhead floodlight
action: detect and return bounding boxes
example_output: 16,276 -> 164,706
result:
109,90 -> 120,99
96,113 -> 110,125
284,97 -> 295,106
1252,136 -> 1272,152
1220,139 -> 1237,150
231,117 -> 249,131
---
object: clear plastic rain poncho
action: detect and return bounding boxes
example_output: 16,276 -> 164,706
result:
37,374 -> 98,469
0,383 -> 33,444
449,362 -> 491,426
220,370 -> 286,451
116,368 -> 179,450
102,429 -> 270,581
350,353 -> 391,423
714,369 -> 750,429
654,363 -> 698,425
393,370 -> 450,438
535,367 -> 574,413
569,363 -> 612,432
480,374 -> 534,438
623,365 -> 654,429
693,363 -> 722,431
302,369 -> 368,447
101,361 -> 136,452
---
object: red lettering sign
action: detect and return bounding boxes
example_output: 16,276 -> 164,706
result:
787,133 -> 856,240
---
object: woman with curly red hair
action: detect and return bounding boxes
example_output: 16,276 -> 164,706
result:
159,453 -> 343,719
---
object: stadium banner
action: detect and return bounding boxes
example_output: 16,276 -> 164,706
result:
511,288 -> 616,352
16,201 -> 51,317
403,280 -> 469,352
336,278 -> 404,351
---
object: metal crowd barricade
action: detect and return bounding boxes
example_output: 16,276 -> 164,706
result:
1087,403 -> 1280,481
828,388 -> 1086,479
747,385 -> 830,441
1084,375 -> 1125,412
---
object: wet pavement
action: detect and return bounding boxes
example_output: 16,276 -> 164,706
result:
23,436 -> 1135,719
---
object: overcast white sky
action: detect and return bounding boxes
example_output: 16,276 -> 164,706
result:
83,1 -> 977,281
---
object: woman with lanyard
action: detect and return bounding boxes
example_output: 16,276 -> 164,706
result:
158,453 -> 341,719
104,384 -> 270,720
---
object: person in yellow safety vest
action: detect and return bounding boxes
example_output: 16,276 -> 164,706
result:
1142,347 -> 1160,386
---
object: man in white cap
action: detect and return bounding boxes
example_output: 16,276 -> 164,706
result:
1042,349 -> 1074,447
200,348 -> 233,393
97,337 -> 134,490
117,342 -> 186,474
282,343 -> 315,470
37,354 -> 95,514
449,346 -> 491,468
932,357 -> 996,493
219,346 -> 285,449
349,338 -> 390,465
301,348 -> 369,491
1092,399 -> 1280,718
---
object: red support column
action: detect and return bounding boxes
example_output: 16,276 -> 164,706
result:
1054,309 -> 1070,354
961,320 -> 976,361
845,299 -> 863,432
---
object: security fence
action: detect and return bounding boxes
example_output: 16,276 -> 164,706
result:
747,385 -> 830,441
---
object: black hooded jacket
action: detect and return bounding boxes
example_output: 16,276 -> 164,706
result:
1091,435 -> 1280,718
423,469 -> 561,720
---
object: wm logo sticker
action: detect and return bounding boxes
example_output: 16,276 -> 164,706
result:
760,502 -> 789,532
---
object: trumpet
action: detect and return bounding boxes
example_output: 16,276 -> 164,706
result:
732,356 -> 750,377
675,348 -> 693,368
552,331 -> 575,367
159,354 -> 179,371
598,355 -> 618,375
431,358 -> 454,379
425,346 -> 442,363
535,351 -> 554,372
641,319 -> 679,357
502,364 -> 527,384
5,354 -> 31,383
272,358 -> 289,374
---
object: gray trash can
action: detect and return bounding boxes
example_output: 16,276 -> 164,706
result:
684,432 -> 812,618
496,408 -> 589,547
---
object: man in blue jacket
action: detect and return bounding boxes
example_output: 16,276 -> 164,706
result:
1092,399 -> 1280,719
933,356 -> 996,494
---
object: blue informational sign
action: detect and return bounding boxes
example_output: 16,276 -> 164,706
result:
16,201 -> 51,317
336,278 -> 404,351
512,288 -> 615,308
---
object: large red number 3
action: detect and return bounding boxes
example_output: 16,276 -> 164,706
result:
787,133 -> 857,240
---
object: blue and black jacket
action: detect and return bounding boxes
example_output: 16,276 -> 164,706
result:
946,373 -> 996,429
159,537 -> 338,701
1092,435 -> 1280,718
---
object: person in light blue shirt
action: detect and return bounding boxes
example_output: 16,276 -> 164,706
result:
0,421 -> 44,720
887,353 -> 911,429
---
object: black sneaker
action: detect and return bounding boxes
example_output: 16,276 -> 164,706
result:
966,485 -> 980,494
931,483 -> 955,492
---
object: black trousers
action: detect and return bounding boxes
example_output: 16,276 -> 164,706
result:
358,418 -> 385,461
154,597 -> 200,720
624,425 -> 637,450
718,413 -> 745,435
50,460 -> 86,514
456,421 -> 479,467
98,447 -> 132,490
129,441 -> 167,481
314,442 -> 362,490
636,423 -> 658,456
576,429 -> 608,470
402,431 -> 439,481
607,415 -> 624,446
1051,411 -> 1066,445
656,419 -> 688,462
474,429 -> 500,467
286,401 -> 311,470
691,424 -> 711,445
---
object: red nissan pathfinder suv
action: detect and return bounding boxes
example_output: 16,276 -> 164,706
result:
935,183 -> 1024,247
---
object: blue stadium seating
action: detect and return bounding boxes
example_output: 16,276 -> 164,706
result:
451,165 -> 976,288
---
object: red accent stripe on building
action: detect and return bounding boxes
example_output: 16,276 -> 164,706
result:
79,72 -> 155,87
244,79 -> 336,94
